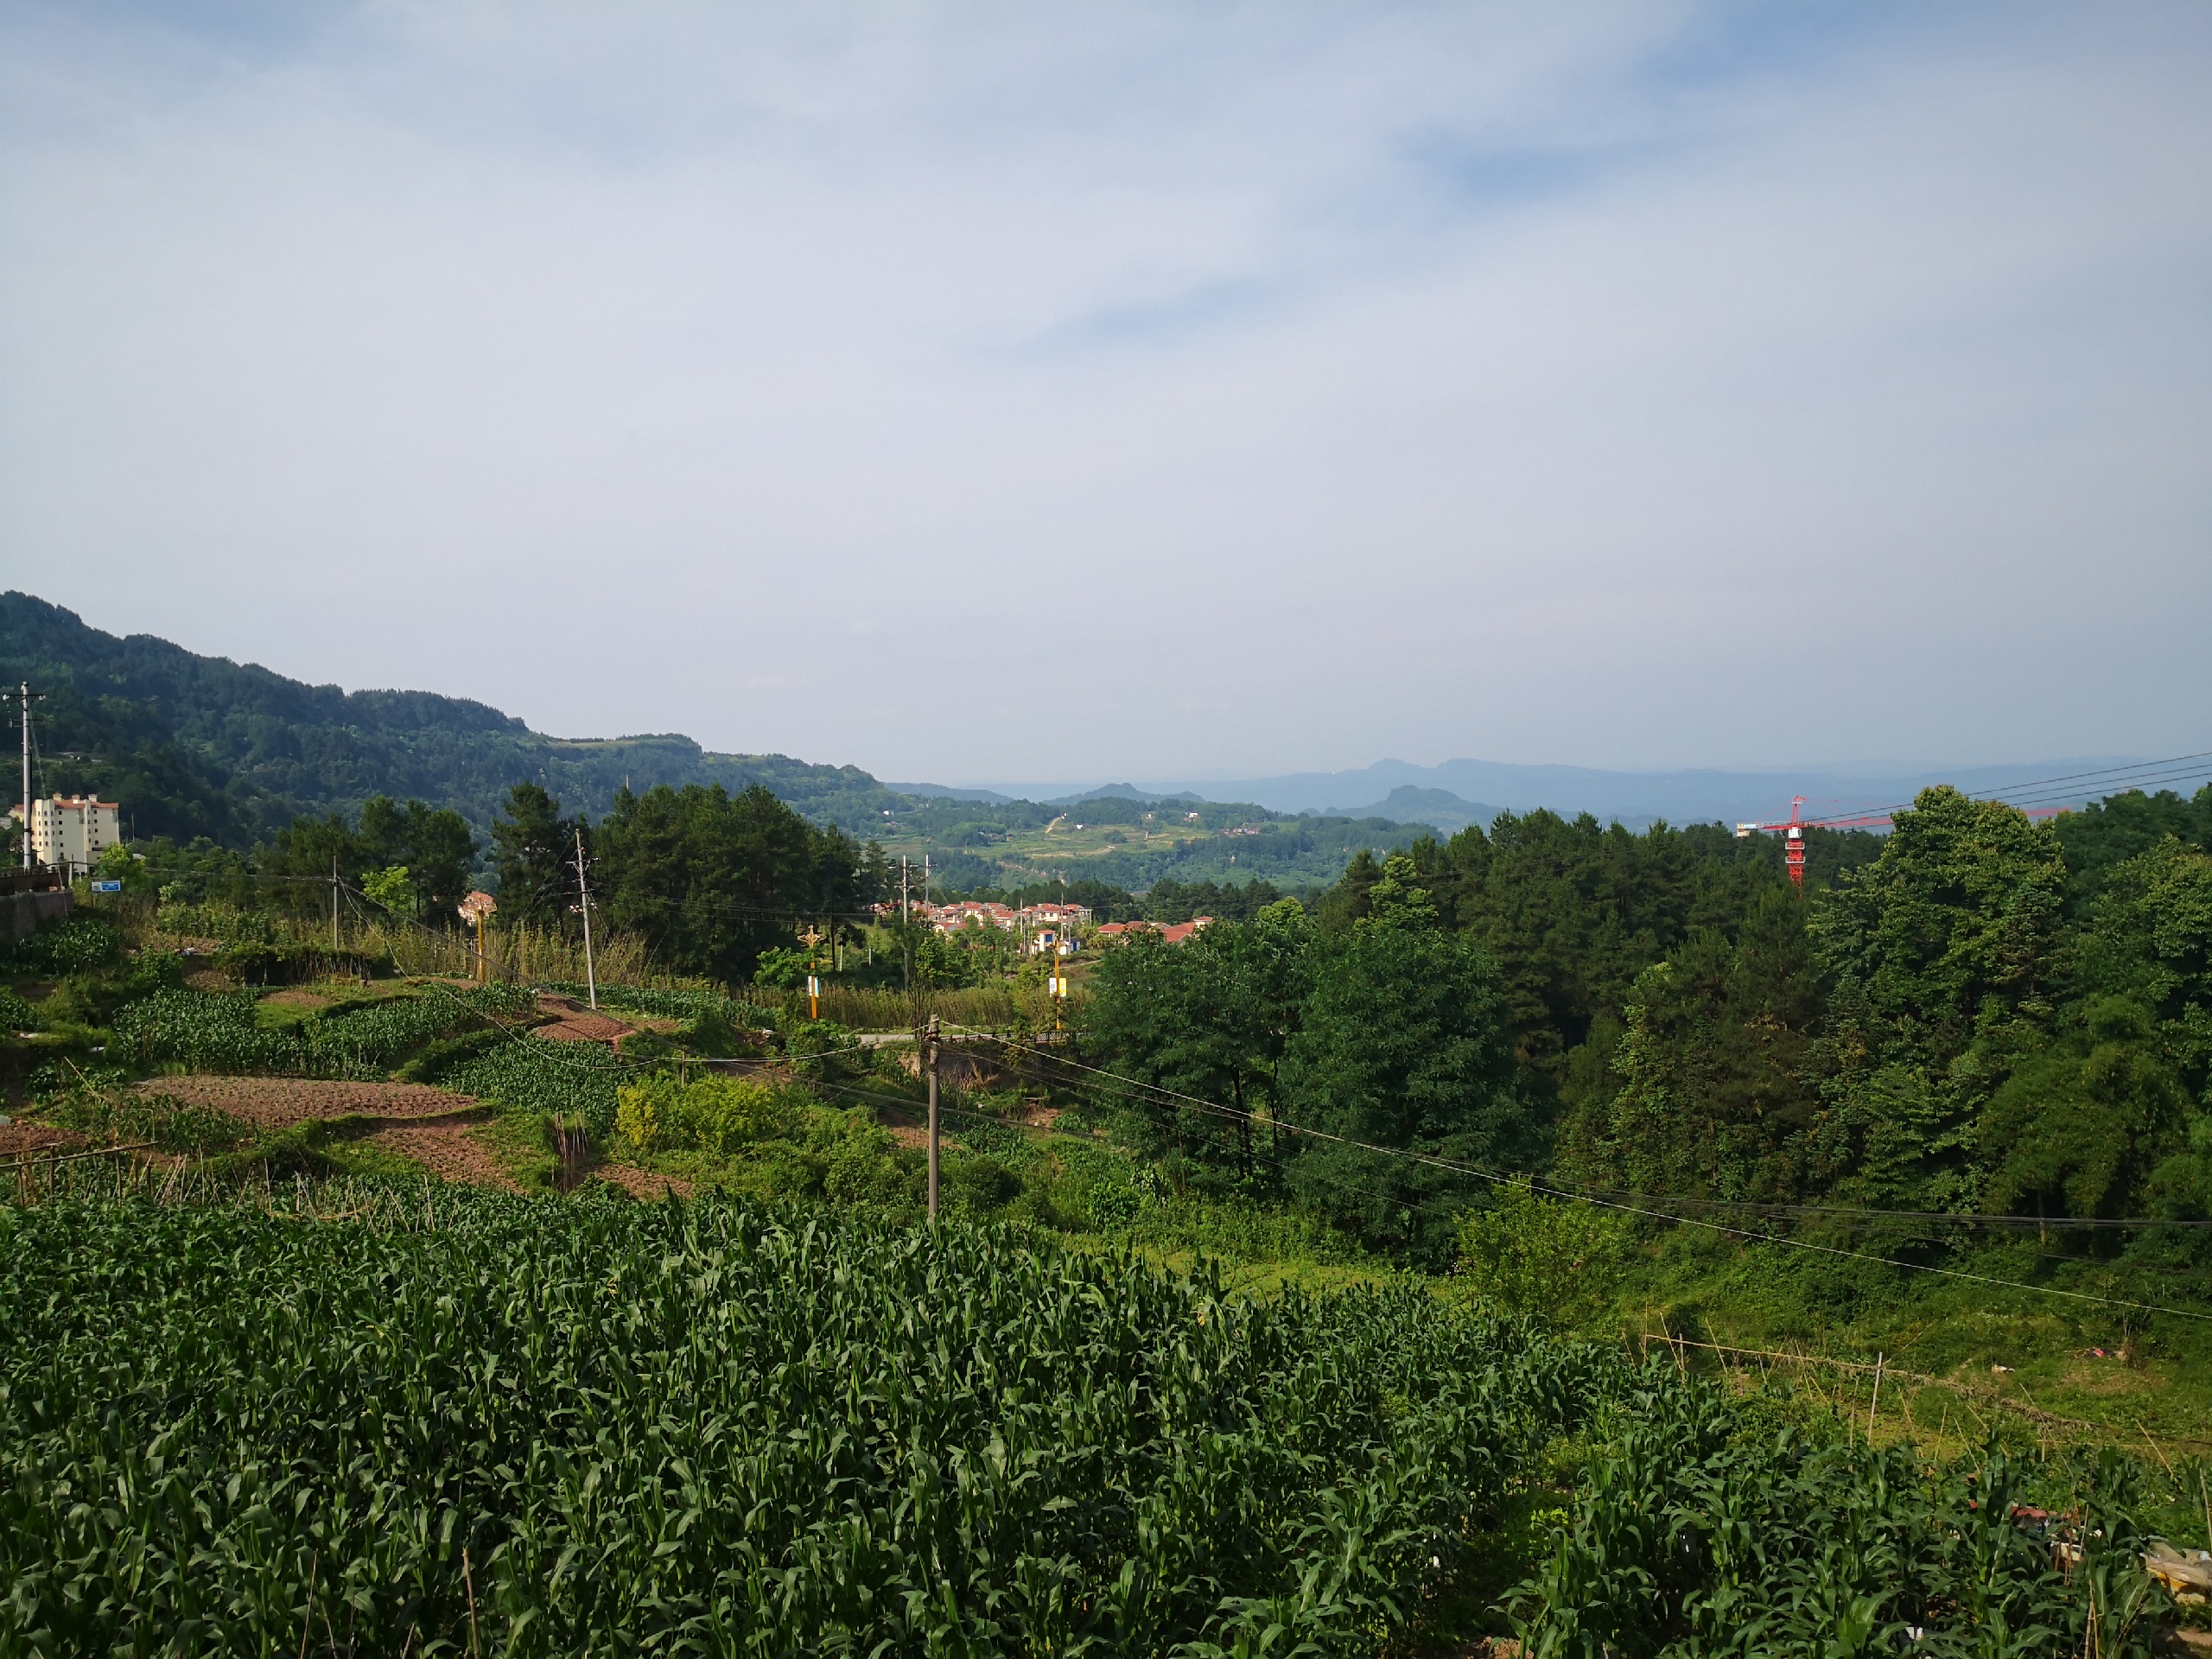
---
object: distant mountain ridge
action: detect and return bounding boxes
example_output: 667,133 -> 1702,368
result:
938,753 -> 2149,830
4,592 -> 2164,856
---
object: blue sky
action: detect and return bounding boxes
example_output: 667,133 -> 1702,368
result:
2,2 -> 2208,784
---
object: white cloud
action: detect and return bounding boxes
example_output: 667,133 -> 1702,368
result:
2,2 -> 2207,778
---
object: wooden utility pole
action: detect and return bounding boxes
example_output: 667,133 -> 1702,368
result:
925,1014 -> 941,1222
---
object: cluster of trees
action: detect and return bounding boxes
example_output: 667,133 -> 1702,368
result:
493,782 -> 876,985
262,797 -> 480,924
1081,789 -> 2212,1255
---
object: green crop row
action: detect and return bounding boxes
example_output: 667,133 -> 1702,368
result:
443,1034 -> 628,1135
0,1188 -> 1607,1656
0,1186 -> 2171,1656
110,984 -> 528,1079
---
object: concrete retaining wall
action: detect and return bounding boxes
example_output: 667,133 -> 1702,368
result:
1,889 -> 73,942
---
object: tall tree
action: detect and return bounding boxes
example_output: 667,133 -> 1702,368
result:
594,783 -> 855,983
1282,855 -> 1526,1262
1560,891 -> 1827,1204
1808,786 -> 2068,1209
1083,899 -> 1313,1185
1978,995 -> 2190,1224
491,783 -> 586,931
356,795 -> 477,921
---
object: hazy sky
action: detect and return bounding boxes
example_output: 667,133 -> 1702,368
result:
3,3 -> 2209,784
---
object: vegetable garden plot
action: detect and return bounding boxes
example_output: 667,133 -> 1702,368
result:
0,1189 -> 2175,1657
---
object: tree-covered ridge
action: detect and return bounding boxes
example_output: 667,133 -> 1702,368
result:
1,594 -> 1442,893
0,592 -> 912,840
1082,785 -> 2212,1249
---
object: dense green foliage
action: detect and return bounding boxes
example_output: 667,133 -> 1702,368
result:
0,1187 -> 1605,1656
592,782 -> 874,983
1086,785 -> 2212,1243
1519,1387 -> 2168,1656
0,1185 -> 2173,1656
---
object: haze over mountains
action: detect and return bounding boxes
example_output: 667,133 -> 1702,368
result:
899,755 -> 2148,832
4,593 -> 2183,853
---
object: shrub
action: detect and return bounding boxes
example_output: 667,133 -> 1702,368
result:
614,1075 -> 803,1156
1457,1184 -> 1633,1330
0,916 -> 123,976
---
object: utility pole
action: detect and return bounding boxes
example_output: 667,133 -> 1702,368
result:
332,854 -> 340,951
19,683 -> 32,870
573,828 -> 598,1010
925,1014 -> 941,1223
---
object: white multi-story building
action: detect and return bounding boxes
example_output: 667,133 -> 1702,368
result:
10,795 -> 122,875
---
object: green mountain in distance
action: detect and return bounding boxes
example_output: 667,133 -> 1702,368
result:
0,592 -> 1429,891
0,592 -> 907,842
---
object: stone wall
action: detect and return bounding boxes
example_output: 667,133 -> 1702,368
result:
0,889 -> 73,942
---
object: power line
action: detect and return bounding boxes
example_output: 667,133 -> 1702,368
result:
1793,748 -> 2212,829
981,1036 -> 2212,1325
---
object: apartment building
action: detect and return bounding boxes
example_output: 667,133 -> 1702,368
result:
8,795 -> 122,876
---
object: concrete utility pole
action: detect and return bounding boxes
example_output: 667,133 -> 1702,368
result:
925,1014 -> 941,1223
19,683 -> 31,870
573,828 -> 598,1010
332,854 -> 340,950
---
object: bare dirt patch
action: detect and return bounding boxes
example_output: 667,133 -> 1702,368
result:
260,989 -> 332,1010
132,1076 -> 481,1129
360,1120 -> 523,1191
532,995 -> 636,1045
0,1121 -> 86,1159
595,1163 -> 693,1201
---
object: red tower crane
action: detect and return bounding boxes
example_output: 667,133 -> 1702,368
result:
1735,798 -> 1897,888
1738,795 -> 2064,887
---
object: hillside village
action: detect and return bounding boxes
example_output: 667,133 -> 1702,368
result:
906,898 -> 1214,955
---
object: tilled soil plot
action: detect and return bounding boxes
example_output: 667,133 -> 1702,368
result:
594,1163 -> 693,1201
135,1075 -> 525,1191
132,1077 -> 480,1128
359,1120 -> 524,1192
0,1121 -> 86,1159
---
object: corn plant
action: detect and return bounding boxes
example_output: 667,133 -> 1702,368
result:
0,1187 -> 1611,1656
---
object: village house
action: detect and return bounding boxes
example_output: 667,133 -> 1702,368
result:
1094,917 -> 1213,945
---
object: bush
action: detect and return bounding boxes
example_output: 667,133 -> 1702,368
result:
614,1075 -> 802,1156
0,917 -> 123,976
1457,1184 -> 1633,1330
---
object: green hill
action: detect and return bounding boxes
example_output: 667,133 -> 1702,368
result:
0,592 -> 906,842
1,593 -> 1437,891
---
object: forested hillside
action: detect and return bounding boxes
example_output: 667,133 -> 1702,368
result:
1,594 -> 1429,892
1085,785 -> 2212,1255
0,593 -> 906,840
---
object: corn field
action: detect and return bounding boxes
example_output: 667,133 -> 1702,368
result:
0,1182 -> 2171,1657
0,1185 -> 1607,1656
